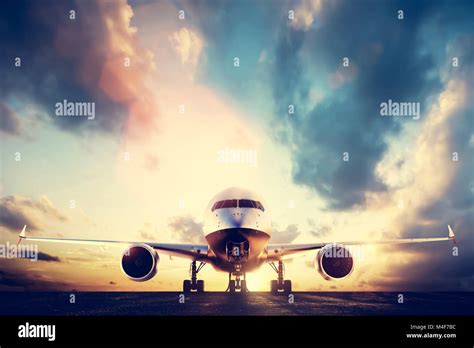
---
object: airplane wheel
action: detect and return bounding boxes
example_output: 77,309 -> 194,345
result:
270,280 -> 278,294
283,280 -> 292,294
183,280 -> 192,293
197,280 -> 205,292
241,280 -> 247,292
229,281 -> 236,293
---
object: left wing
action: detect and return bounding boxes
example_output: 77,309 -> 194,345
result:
18,226 -> 209,261
266,225 -> 456,261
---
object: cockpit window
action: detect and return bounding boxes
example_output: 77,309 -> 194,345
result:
240,199 -> 265,211
211,199 -> 265,212
238,199 -> 255,208
212,199 -> 237,211
212,201 -> 225,210
221,199 -> 238,208
253,201 -> 265,212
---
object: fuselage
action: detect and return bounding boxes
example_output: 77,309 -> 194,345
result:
202,187 -> 272,272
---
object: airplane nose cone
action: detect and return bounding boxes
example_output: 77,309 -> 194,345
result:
230,212 -> 245,226
227,210 -> 260,229
212,208 -> 262,231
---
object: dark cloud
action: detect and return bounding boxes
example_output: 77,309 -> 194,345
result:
270,0 -> 474,209
18,252 -> 61,262
168,215 -> 205,244
0,195 -> 67,232
0,0 -> 157,136
0,103 -> 22,135
0,269 -> 69,291
37,252 -> 61,262
270,224 -> 300,244
271,28 -> 309,143
369,212 -> 474,291
387,33 -> 474,291
419,34 -> 474,218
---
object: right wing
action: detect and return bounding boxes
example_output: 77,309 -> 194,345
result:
18,225 -> 209,261
266,225 -> 456,261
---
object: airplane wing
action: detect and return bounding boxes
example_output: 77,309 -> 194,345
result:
266,225 -> 456,261
17,226 -> 209,261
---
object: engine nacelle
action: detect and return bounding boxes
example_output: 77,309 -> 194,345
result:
121,244 -> 159,282
316,244 -> 354,280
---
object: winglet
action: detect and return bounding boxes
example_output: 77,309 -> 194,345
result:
17,225 -> 26,245
448,225 -> 456,245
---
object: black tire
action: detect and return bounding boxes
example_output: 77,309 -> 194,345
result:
183,280 -> 192,293
283,280 -> 292,294
241,280 -> 247,292
270,280 -> 278,293
197,280 -> 205,292
229,281 -> 236,293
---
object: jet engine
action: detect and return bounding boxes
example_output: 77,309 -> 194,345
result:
316,244 -> 354,280
121,244 -> 159,281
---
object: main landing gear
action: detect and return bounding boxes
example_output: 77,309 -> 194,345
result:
183,260 -> 206,293
269,260 -> 292,294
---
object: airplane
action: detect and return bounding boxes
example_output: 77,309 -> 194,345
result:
17,187 -> 456,293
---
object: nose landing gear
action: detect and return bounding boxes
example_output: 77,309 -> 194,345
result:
183,260 -> 206,293
225,240 -> 250,293
226,271 -> 248,293
269,260 -> 292,294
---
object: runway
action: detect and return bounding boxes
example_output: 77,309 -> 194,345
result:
1,292 -> 473,316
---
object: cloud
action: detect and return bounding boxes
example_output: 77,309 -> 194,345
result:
18,252 -> 61,263
0,195 -> 67,232
143,154 -> 159,172
168,215 -> 205,244
0,103 -> 22,135
0,0 -> 158,137
265,1 -> 473,290
328,65 -> 358,89
258,50 -> 267,64
289,0 -> 324,31
37,252 -> 61,262
169,27 -> 204,68
138,222 -> 157,241
381,214 -> 474,291
355,32 -> 474,291
270,224 -> 301,244
0,269 -> 69,291
271,0 -> 454,209
307,219 -> 331,238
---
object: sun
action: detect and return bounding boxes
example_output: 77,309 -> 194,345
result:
244,271 -> 271,292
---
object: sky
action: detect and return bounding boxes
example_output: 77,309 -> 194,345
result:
0,0 -> 473,292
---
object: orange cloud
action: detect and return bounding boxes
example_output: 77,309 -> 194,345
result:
53,0 -> 159,138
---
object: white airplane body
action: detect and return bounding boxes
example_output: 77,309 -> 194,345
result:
18,187 -> 456,293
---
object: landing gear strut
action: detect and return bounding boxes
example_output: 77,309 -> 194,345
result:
183,260 -> 206,293
226,262 -> 248,293
226,272 -> 248,293
269,260 -> 292,294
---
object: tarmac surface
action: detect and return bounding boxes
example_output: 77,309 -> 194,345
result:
1,291 -> 473,316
